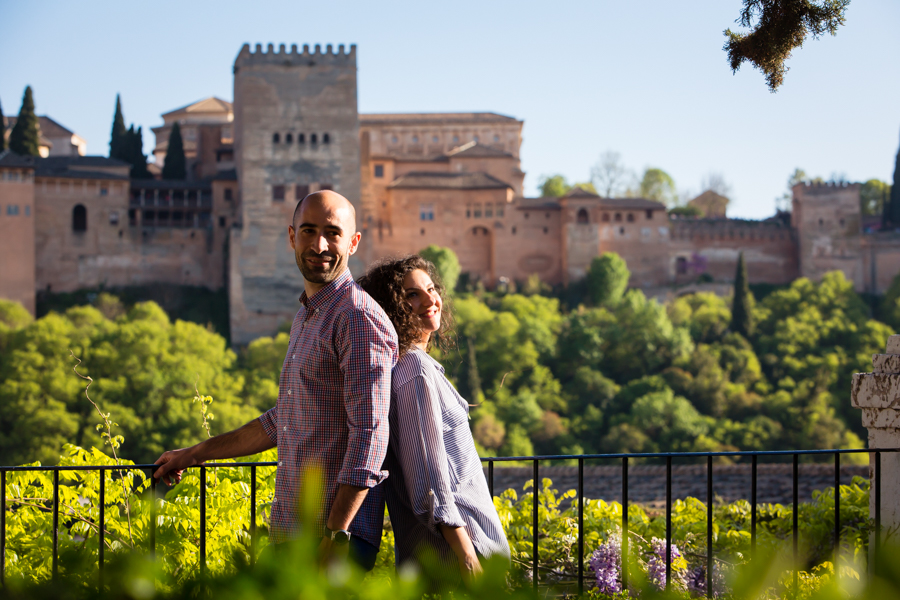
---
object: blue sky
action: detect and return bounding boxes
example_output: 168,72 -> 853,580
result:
2,0 -> 898,218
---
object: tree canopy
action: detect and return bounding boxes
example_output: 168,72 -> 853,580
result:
9,86 -> 40,157
637,168 -> 678,206
162,122 -> 187,180
419,245 -> 461,292
538,174 -> 570,198
0,96 -> 6,152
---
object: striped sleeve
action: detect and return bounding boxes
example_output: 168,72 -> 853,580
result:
393,373 -> 467,533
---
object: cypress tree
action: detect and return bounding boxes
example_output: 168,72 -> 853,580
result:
109,94 -> 127,160
162,122 -> 187,180
0,97 -> 6,152
8,86 -> 40,156
731,252 -> 753,337
889,130 -> 900,227
129,126 -> 151,179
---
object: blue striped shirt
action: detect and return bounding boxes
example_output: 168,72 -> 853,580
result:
383,348 -> 510,578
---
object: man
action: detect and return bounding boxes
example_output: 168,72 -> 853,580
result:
153,191 -> 398,570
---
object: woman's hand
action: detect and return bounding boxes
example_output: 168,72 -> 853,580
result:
458,551 -> 484,582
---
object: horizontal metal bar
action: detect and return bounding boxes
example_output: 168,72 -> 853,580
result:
0,461 -> 278,472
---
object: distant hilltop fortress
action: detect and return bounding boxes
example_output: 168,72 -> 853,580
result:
1,42 -> 897,344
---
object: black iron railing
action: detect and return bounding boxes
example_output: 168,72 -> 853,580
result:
1,448 -> 895,596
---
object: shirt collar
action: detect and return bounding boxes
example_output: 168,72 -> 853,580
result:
299,269 -> 353,310
414,347 -> 445,374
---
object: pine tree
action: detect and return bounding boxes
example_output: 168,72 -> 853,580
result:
0,96 -> 6,152
162,122 -> 187,180
889,130 -> 900,227
731,252 -> 754,337
109,94 -> 127,160
457,336 -> 483,403
8,86 -> 40,156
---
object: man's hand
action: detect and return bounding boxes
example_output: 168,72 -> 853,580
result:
153,447 -> 199,486
317,536 -> 349,568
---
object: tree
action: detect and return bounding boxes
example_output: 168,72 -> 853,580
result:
538,174 -> 569,197
590,151 -> 631,197
860,179 -> 891,217
162,122 -> 187,180
570,181 -> 598,194
8,86 -> 40,156
637,168 -> 677,206
0,96 -> 5,152
724,0 -> 850,92
700,172 -> 732,200
888,131 -> 900,227
586,252 -> 629,308
419,245 -> 461,292
730,252 -> 753,337
109,94 -> 127,160
126,126 -> 152,179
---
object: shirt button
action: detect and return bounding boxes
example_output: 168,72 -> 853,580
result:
287,389 -> 292,395
315,308 -> 320,314
278,461 -> 283,466
283,426 -> 287,431
292,354 -> 296,359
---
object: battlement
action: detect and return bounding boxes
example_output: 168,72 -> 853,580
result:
798,181 -> 860,189
670,218 -> 794,242
234,42 -> 356,68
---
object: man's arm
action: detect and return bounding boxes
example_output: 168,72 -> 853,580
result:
317,483 -> 370,561
153,419 -> 275,485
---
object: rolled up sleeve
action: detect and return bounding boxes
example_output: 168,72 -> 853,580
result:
335,308 -> 397,488
258,406 -> 279,445
394,374 -> 466,533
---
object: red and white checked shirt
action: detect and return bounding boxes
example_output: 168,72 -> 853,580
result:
258,269 -> 398,547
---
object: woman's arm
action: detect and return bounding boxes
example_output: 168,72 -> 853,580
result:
438,524 -> 483,581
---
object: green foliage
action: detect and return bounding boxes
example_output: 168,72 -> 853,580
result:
538,174 -> 569,197
669,205 -> 704,218
889,130 -> 900,227
0,96 -> 6,152
731,252 -> 754,337
637,168 -> 677,206
572,181 -> 598,194
109,96 -> 152,179
109,94 -> 126,160
162,122 -> 187,180
586,253 -> 629,308
724,0 -> 850,92
860,178 -> 891,217
419,244 -> 461,292
9,86 -> 40,157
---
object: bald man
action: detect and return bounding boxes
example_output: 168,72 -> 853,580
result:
154,191 -> 399,569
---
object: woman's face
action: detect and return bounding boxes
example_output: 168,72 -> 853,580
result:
403,268 -> 442,336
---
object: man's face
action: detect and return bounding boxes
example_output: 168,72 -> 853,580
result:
288,195 -> 360,293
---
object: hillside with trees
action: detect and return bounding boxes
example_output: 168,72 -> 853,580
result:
0,249 -> 891,466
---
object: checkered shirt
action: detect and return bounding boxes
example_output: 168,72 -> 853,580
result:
258,269 -> 398,547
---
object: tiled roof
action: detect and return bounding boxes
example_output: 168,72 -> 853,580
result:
360,112 -> 521,126
517,197 -> 561,210
213,169 -> 237,181
563,186 -> 600,198
594,197 -> 667,210
34,156 -> 130,180
0,150 -> 37,168
389,171 -> 511,190
162,96 -> 233,117
131,178 -> 212,190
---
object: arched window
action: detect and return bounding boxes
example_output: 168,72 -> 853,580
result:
323,133 -> 330,144
311,133 -> 318,144
601,212 -> 610,222
576,208 -> 589,224
272,132 -> 280,144
285,133 -> 293,144
73,204 -> 87,232
298,133 -> 306,144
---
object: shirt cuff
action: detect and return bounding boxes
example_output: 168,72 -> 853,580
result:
337,467 -> 388,489
258,409 -> 278,444
428,489 -> 467,532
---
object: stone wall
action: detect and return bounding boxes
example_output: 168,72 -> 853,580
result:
0,165 -> 36,314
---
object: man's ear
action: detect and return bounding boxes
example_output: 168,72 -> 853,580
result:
347,231 -> 362,256
288,225 -> 297,250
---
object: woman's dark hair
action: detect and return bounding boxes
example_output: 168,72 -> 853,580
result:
357,255 -> 454,356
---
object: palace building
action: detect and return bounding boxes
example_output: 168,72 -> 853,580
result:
1,42 -> 897,343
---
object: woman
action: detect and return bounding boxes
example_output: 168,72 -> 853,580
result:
358,256 -> 510,582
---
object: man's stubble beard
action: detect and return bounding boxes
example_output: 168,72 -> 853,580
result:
297,249 -> 348,285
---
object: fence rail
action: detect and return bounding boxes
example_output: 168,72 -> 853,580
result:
1,448 -> 896,597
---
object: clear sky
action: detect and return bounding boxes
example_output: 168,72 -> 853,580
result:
2,0 -> 898,219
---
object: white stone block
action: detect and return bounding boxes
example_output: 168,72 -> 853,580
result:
862,407 -> 900,429
851,373 -> 900,409
886,335 -> 900,354
873,354 -> 900,374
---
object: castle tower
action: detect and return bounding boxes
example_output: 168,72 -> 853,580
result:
791,181 -> 863,289
230,43 -> 361,344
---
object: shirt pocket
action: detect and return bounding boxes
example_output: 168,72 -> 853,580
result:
441,405 -> 482,488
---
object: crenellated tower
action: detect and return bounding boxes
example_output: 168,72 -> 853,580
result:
230,42 -> 361,344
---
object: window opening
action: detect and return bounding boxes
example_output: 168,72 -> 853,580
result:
72,204 -> 87,231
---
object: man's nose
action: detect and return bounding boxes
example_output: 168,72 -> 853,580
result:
312,234 -> 329,253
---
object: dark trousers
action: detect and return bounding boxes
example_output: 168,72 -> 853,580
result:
270,537 -> 380,572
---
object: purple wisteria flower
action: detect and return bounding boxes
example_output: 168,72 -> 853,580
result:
687,564 -> 727,598
588,532 -> 622,595
646,537 -> 688,592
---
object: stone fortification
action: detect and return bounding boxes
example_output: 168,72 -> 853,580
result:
0,153 -> 36,314
230,42 -> 361,344
793,182 -> 863,288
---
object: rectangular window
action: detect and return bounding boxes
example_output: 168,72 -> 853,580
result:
224,188 -> 233,201
100,187 -> 108,196
641,227 -> 651,238
496,203 -> 504,217
219,216 -> 227,228
419,204 -> 434,221
473,203 -> 482,218
485,204 -> 493,218
374,164 -> 384,178
319,183 -> 333,191
466,204 -> 471,218
25,205 -> 31,217
646,209 -> 653,220
109,211 -> 119,225
7,205 -> 19,216
272,185 -> 286,202
129,209 -> 137,226
295,184 -> 310,200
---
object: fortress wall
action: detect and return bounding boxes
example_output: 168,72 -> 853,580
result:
0,168 -> 36,314
34,177 -> 227,293
230,42 -> 361,344
668,219 -> 799,285
860,234 -> 900,295
497,204 -> 563,285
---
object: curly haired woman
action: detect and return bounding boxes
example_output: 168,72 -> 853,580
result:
357,256 -> 510,583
